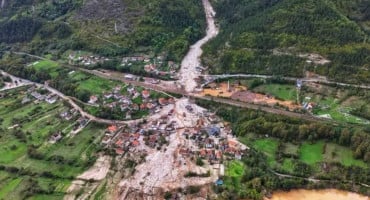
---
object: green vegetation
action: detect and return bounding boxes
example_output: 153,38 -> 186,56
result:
0,88 -> 104,199
0,0 -> 205,61
226,161 -> 245,178
253,84 -> 297,101
204,0 -> 370,84
223,161 -> 245,192
301,84 -> 370,124
324,143 -> 367,167
198,99 -> 370,199
252,138 -> 278,166
76,76 -> 113,95
0,178 -> 22,199
299,142 -> 324,165
33,60 -> 59,72
0,55 -> 166,120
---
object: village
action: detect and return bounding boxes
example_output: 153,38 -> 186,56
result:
68,52 -> 180,79
19,85 -> 91,143
99,97 -> 248,197
87,83 -> 176,120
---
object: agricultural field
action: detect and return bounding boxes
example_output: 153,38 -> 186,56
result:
0,87 -> 104,199
252,138 -> 278,167
253,84 -> 298,101
31,60 -> 60,78
241,136 -> 367,173
76,75 -> 117,95
299,142 -> 324,165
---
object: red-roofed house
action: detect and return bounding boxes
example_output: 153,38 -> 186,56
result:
142,90 -> 150,98
115,139 -> 124,147
158,98 -> 168,106
108,125 -> 118,133
115,148 -> 125,155
132,140 -> 140,147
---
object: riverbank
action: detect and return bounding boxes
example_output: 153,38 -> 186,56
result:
267,189 -> 369,200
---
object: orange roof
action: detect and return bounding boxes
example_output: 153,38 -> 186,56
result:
142,90 -> 150,98
115,139 -> 124,146
158,98 -> 168,105
108,125 -> 117,132
132,140 -> 140,146
115,148 -> 124,155
228,140 -> 237,147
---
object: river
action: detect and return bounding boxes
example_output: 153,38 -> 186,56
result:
268,189 -> 369,200
178,0 -> 219,92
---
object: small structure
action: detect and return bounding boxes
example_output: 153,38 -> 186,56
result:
88,95 -> 98,104
215,179 -> 224,186
142,90 -> 150,98
50,132 -> 63,143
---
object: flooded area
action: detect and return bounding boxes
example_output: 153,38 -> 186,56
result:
179,0 -> 219,92
267,189 -> 369,200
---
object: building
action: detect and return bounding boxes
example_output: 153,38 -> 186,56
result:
142,90 -> 150,98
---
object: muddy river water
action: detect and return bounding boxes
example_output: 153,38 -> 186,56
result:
267,189 -> 369,200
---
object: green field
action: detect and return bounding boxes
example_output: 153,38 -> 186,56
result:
323,143 -> 367,167
305,89 -> 370,124
0,178 -> 22,199
299,142 -> 324,165
254,84 -> 297,101
226,161 -> 245,177
33,60 -> 60,78
281,159 -> 295,173
77,76 -> 116,94
224,161 -> 245,190
33,60 -> 59,71
252,138 -> 278,167
0,87 -> 104,199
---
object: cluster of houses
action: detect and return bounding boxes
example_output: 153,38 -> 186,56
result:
68,53 -> 108,66
101,103 -> 248,174
88,85 -> 175,119
60,108 -> 79,121
22,86 -> 59,104
101,111 -> 178,155
121,55 -> 179,77
178,116 -> 247,167
48,116 -> 89,144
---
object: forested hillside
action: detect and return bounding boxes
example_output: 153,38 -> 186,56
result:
0,0 -> 205,61
203,0 -> 370,84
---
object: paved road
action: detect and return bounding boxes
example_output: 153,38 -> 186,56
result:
0,71 -> 32,91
